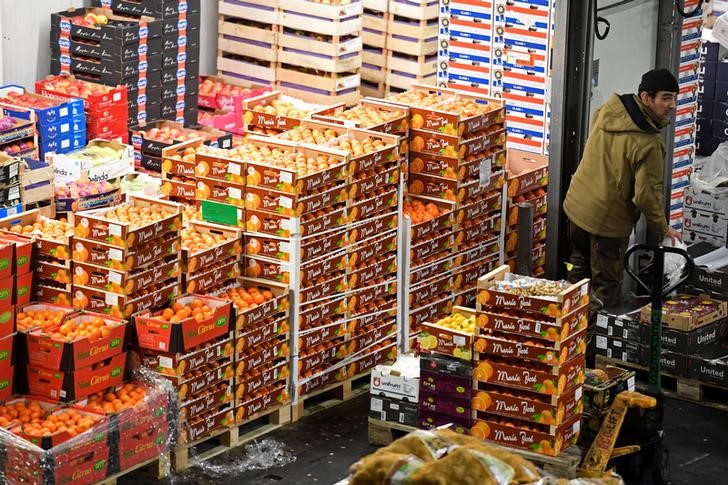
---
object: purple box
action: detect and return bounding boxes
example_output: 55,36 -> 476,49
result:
419,390 -> 471,420
419,409 -> 471,435
419,369 -> 472,397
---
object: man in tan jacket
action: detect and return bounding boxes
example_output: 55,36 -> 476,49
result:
563,69 -> 682,363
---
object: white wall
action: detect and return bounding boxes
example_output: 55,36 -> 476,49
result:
0,0 -> 218,87
590,0 -> 660,120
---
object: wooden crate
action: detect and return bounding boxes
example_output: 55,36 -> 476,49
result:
361,78 -> 386,98
386,34 -> 438,57
362,45 -> 387,68
387,15 -> 438,39
361,63 -> 387,85
278,30 -> 362,72
277,64 -> 360,96
280,0 -> 363,37
218,33 -> 277,63
386,50 -> 437,77
362,11 -> 389,48
217,53 -> 277,85
386,70 -> 436,90
218,16 -> 279,46
218,0 -> 280,25
363,0 -> 389,12
388,0 -> 439,20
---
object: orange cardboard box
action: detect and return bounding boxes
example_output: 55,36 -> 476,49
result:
245,183 -> 348,217
455,237 -> 500,268
506,149 -> 549,198
182,220 -> 242,273
349,164 -> 399,199
350,254 -> 397,287
452,256 -> 500,291
473,354 -> 586,396
477,303 -> 589,342
27,352 -> 127,402
194,151 -> 246,184
71,233 -> 181,271
134,294 -> 233,353
139,333 -> 234,377
161,361 -> 234,402
409,148 -> 506,181
313,98 -> 410,135
179,404 -> 234,444
245,206 -> 348,238
349,210 -> 397,242
242,90 -> 330,132
347,278 -> 396,308
299,297 -> 347,328
348,340 -> 397,376
235,383 -> 289,424
72,196 -> 182,249
73,256 -> 180,296
235,338 -> 289,377
236,316 -> 289,352
410,295 -> 453,329
185,257 -> 240,293
410,274 -> 454,308
160,139 -> 204,179
0,209 -> 73,261
26,312 -> 127,371
33,283 -> 72,307
454,191 -> 503,223
349,187 -> 398,221
232,278 -> 289,331
411,254 -> 454,286
473,329 -> 588,366
298,320 -> 348,351
410,232 -> 455,261
160,176 -> 197,202
300,272 -> 349,304
35,260 -> 72,285
180,383 -> 234,423
72,278 -> 181,319
235,360 -> 289,402
472,383 -> 583,427
454,214 -> 501,246
349,230 -> 396,267
409,127 -> 506,160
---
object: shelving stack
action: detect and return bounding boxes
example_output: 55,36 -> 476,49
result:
385,0 -> 439,95
361,1 -> 389,97
217,0 -> 280,88
89,0 -> 203,126
438,0 -> 557,155
472,267 -> 589,456
383,84 -> 507,343
504,149 -> 548,276
277,0 -> 363,105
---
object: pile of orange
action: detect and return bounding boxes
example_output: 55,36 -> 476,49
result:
221,286 -> 274,311
102,204 -> 174,229
7,218 -> 73,241
0,399 -> 46,427
46,316 -> 114,342
16,408 -> 100,439
85,383 -> 147,414
403,199 -> 442,223
16,309 -> 67,332
155,299 -> 213,323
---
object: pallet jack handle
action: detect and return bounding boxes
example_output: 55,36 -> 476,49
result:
623,244 -> 694,394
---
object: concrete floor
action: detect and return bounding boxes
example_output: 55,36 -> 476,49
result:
122,393 -> 728,485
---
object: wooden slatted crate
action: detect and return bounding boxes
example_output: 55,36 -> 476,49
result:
218,17 -> 279,49
278,29 -> 362,73
361,78 -> 386,98
363,45 -> 387,68
218,0 -> 280,25
217,53 -> 277,85
388,0 -> 439,20
276,64 -> 361,105
363,0 -> 388,12
362,10 -> 389,48
279,0 -> 363,37
218,28 -> 278,63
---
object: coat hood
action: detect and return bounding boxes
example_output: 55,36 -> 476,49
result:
594,94 -> 666,134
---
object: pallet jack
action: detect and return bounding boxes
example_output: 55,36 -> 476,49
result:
578,244 -> 693,484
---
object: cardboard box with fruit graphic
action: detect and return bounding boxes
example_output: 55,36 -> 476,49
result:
418,307 -> 476,361
138,333 -> 235,378
71,232 -> 181,272
313,98 -> 410,136
198,75 -> 271,113
242,91 -> 332,134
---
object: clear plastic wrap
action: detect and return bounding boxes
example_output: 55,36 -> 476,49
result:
0,366 -> 176,484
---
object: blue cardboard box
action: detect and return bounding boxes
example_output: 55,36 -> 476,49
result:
0,85 -> 83,125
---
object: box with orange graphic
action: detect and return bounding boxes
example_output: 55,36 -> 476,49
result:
235,361 -> 289,405
349,210 -> 397,243
452,256 -> 500,292
245,206 -> 348,238
454,191 -> 503,223
185,257 -> 240,294
71,232 -> 181,272
300,272 -> 350,304
299,320 -> 348,352
454,214 -> 501,246
455,239 -> 500,269
348,320 -> 397,356
347,278 -> 397,309
347,340 -> 398,376
26,312 -> 127,371
134,294 -> 233,354
346,228 -> 394,266
472,383 -> 583,427
408,168 -> 505,203
313,98 -> 410,135
507,189 -> 548,227
504,216 -> 547,253
35,260 -> 72,286
410,295 -> 453,329
160,139 -> 206,179
235,383 -> 289,424
504,243 -> 547,275
348,187 -> 398,221
160,176 -> 197,202
193,151 -> 246,184
453,288 -> 478,309
300,296 -> 347,329
72,256 -> 180,297
350,254 -> 397,288
72,278 -> 181,319
27,352 -> 127,402
235,337 -> 289,377
349,164 -> 399,199
409,148 -> 506,181
297,339 -> 345,376
410,274 -> 454,308
473,355 -> 586,396
139,333 -> 234,377
245,183 -> 349,217
411,256 -> 454,286
476,266 -> 590,319
237,315 -> 289,353
472,329 -> 588,366
242,91 -> 331,133
409,127 -> 506,160
506,149 -> 549,199
410,231 -> 455,261
225,278 -> 289,331
403,196 -> 455,240
179,404 -> 234,444
180,382 -> 234,423
72,196 -> 183,249
192,176 -> 245,206
161,361 -> 235,403
0,209 -> 73,261
470,412 -> 581,457
33,283 -> 72,307
477,304 -> 589,342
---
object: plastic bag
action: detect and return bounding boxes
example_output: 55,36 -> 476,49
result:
694,141 -> 728,187
662,236 -> 689,289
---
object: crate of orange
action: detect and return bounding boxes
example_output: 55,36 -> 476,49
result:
25,312 -> 127,371
160,139 -> 208,179
348,186 -> 398,222
470,412 -> 582,457
138,333 -> 234,377
244,182 -> 349,218
409,294 -> 453,331
181,221 -> 243,274
0,233 -> 33,278
72,278 -> 181,319
472,355 -> 586,397
71,231 -> 181,272
15,305 -> 77,336
133,294 -> 233,354
235,383 -> 289,424
179,381 -> 234,424
408,148 -> 506,181
235,337 -> 289,378
72,254 -> 181,296
505,148 -> 549,199
408,168 -> 505,205
72,196 -> 183,249
476,304 -> 589,344
476,266 -> 590,319
0,209 -> 73,262
218,278 -> 289,331
403,196 -> 455,240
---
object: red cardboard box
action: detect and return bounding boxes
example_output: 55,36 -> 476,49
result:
119,424 -> 168,471
134,294 -> 232,353
27,352 -> 127,402
0,274 -> 15,311
0,364 -> 12,399
26,312 -> 127,371
0,233 -> 33,276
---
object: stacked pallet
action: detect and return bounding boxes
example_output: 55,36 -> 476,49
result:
385,0 -> 439,94
217,0 -> 279,87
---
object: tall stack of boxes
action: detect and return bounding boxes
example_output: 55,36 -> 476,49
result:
0,86 -> 85,159
438,0 -> 556,155
669,1 -> 704,230
697,40 -> 727,157
684,178 -> 728,247
369,354 -> 420,427
472,267 -> 588,456
418,349 -> 473,435
50,7 -> 163,129
596,294 -> 728,382
90,0 -> 202,126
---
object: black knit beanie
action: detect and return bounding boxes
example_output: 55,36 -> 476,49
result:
638,69 -> 679,94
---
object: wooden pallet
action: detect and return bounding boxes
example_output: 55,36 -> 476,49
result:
596,356 -> 728,412
280,0 -> 363,36
171,404 -> 291,473
388,0 -> 439,20
291,372 -> 371,422
367,418 -> 582,478
218,0 -> 280,25
101,454 -> 170,484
